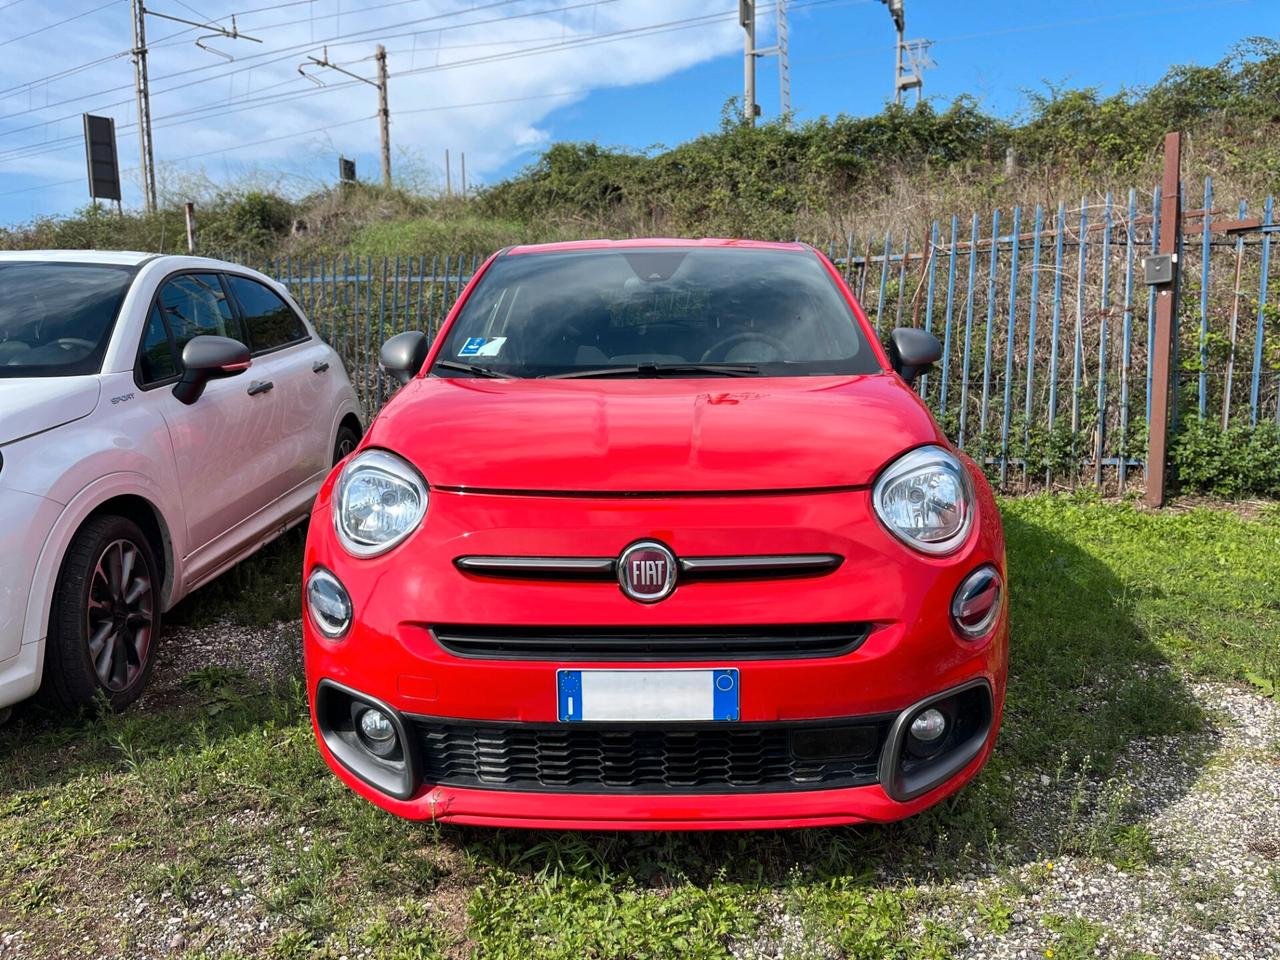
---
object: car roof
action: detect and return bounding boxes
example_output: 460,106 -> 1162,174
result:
0,250 -> 250,269
504,238 -> 812,256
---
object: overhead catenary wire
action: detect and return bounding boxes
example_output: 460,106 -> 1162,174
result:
0,0 -> 671,145
0,50 -> 132,100
0,0 -> 419,97
0,0 -> 127,48
0,0 -> 604,126
0,0 -> 855,195
0,0 -> 849,168
0,4 -> 682,161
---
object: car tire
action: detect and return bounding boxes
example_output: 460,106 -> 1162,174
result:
41,515 -> 160,714
334,423 -> 361,466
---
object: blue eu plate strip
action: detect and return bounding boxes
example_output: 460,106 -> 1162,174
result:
712,669 -> 738,721
558,670 -> 583,722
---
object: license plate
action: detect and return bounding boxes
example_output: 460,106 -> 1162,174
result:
557,669 -> 739,722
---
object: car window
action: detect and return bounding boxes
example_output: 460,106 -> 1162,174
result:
0,262 -> 136,378
137,304 -> 178,384
156,273 -> 244,357
225,275 -> 308,354
431,248 -> 880,379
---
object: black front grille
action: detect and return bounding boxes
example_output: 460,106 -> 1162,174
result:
430,623 -> 872,661
408,718 -> 891,793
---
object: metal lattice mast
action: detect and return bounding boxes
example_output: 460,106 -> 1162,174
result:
879,0 -> 932,105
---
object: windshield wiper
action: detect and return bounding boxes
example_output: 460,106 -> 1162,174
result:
547,363 -> 760,380
433,360 -> 513,379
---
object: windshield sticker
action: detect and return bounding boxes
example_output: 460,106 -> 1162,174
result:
460,336 -> 507,357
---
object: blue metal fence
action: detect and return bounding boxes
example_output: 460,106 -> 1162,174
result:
825,177 -> 1278,488
235,178 -> 1277,490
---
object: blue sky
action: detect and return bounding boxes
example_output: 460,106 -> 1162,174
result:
0,0 -> 1273,225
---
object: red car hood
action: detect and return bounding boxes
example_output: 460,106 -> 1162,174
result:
368,374 -> 943,493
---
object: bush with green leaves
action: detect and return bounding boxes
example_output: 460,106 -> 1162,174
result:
1170,417 -> 1280,497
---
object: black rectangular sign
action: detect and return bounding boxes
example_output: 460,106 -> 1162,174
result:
83,113 -> 122,202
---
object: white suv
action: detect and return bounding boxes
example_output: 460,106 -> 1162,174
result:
0,252 -> 361,717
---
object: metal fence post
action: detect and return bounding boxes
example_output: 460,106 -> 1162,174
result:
1145,131 -> 1183,508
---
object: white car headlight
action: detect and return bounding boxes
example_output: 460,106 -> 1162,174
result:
872,445 -> 974,555
334,449 -> 428,557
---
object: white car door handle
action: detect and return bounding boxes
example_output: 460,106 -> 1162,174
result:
247,379 -> 274,396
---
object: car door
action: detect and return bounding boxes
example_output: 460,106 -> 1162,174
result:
223,273 -> 335,495
135,272 -> 287,578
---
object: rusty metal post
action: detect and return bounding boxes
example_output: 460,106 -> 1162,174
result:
1145,132 -> 1182,507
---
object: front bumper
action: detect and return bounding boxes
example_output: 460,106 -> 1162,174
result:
303,478 -> 1008,828
0,486 -> 61,708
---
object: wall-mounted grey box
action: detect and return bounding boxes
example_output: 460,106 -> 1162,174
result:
1143,254 -> 1176,286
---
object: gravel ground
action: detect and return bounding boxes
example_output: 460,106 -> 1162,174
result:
922,681 -> 1280,959
146,617 -> 304,695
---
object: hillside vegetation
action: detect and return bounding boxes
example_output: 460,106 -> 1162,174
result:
2,38 -> 1277,260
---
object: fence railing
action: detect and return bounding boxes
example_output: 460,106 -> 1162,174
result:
235,177 -> 1277,492
239,254 -> 485,420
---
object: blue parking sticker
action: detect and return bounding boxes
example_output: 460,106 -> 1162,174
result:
459,337 -> 486,356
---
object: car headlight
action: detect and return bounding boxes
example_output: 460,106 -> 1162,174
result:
333,449 -> 428,557
872,445 -> 974,555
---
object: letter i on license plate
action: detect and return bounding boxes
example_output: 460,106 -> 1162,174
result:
557,669 -> 739,722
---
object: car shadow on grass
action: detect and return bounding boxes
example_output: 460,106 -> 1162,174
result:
447,511 -> 1217,951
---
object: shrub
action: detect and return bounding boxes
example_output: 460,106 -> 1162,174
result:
1169,418 -> 1280,497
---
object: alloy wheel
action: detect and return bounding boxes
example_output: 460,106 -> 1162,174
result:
85,539 -> 154,692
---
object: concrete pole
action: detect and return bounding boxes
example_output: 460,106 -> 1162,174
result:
376,45 -> 391,189
130,0 -> 157,213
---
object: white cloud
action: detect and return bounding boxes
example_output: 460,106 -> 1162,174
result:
0,0 -> 755,218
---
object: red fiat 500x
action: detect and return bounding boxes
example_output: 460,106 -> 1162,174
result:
303,239 -> 1008,830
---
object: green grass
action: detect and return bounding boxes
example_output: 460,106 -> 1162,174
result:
347,214 -> 574,260
0,496 -> 1276,958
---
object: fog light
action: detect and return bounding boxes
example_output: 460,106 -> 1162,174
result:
357,707 -> 398,757
307,568 -> 352,639
359,708 -> 394,743
910,708 -> 947,742
951,565 -> 1002,638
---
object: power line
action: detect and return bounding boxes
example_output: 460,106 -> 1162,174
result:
0,51 -> 131,100
0,0 -> 600,126
0,0 -> 702,154
0,0 -> 126,49
169,0 -> 226,27
0,0 -> 864,196
0,0 -> 324,109
0,0 -> 791,160
168,111 -> 374,163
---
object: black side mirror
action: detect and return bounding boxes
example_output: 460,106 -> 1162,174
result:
173,335 -> 250,405
888,328 -> 942,385
380,330 -> 430,386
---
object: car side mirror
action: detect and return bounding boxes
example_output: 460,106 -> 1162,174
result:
888,328 -> 942,385
173,335 -> 251,405
380,330 -> 430,386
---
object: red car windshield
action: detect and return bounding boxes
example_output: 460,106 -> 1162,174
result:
432,247 -> 881,379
